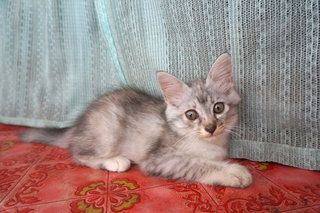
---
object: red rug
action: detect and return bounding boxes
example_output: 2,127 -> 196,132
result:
0,123 -> 319,212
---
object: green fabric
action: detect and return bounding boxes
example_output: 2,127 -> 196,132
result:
0,0 -> 319,170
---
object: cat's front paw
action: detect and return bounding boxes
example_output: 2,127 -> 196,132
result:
102,156 -> 131,172
223,164 -> 252,188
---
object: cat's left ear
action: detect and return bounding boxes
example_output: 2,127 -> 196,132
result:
157,72 -> 191,107
206,53 -> 241,104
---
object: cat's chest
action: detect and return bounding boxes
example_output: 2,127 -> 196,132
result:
176,139 -> 227,161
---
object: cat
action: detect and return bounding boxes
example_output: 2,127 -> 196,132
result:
20,53 -> 252,188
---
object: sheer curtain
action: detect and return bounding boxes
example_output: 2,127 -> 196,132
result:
0,0 -> 319,170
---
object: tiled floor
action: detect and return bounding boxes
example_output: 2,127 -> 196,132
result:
0,123 -> 319,213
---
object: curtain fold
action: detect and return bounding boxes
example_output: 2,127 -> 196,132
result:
0,0 -> 319,170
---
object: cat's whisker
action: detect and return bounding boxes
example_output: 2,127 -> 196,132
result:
173,130 -> 198,146
224,128 -> 243,138
222,125 -> 245,138
173,133 -> 191,146
179,132 -> 199,150
223,125 -> 255,139
174,131 -> 196,145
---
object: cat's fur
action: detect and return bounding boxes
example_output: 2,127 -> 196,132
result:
20,53 -> 252,188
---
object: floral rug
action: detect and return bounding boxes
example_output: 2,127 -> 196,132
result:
0,124 -> 319,213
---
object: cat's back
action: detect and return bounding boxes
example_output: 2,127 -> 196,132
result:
81,88 -> 166,128
92,88 -> 164,113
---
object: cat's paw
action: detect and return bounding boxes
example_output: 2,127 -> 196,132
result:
102,156 -> 131,172
223,164 -> 252,188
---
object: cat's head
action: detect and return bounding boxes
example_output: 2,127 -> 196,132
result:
157,53 -> 240,141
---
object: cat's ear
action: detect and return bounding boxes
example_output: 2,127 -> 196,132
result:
206,53 -> 233,88
206,53 -> 241,104
157,72 -> 191,107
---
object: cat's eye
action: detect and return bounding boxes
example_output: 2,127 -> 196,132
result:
213,102 -> 224,114
185,110 -> 198,120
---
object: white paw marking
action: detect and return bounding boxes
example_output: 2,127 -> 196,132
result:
225,164 -> 252,188
103,156 -> 131,172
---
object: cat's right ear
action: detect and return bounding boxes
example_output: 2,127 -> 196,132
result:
157,72 -> 191,107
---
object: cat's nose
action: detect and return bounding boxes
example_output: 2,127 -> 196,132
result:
205,124 -> 217,134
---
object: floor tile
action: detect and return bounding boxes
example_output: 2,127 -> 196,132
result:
0,142 -> 48,167
281,207 -> 318,212
108,165 -> 179,190
39,146 -> 71,163
0,131 -> 21,142
203,164 -> 304,213
1,184 -> 217,213
1,197 -> 107,213
0,165 -> 31,202
0,125 -> 27,142
0,123 -> 319,213
1,162 -> 109,210
106,183 -> 217,213
247,162 -> 320,207
312,205 -> 320,212
0,124 -> 26,132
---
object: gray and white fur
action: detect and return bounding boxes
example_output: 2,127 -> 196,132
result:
20,53 -> 252,188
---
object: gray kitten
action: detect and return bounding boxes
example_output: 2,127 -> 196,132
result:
20,53 -> 252,188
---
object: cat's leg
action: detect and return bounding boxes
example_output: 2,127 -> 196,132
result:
101,156 -> 131,172
140,154 -> 252,188
74,155 -> 131,172
198,162 -> 252,188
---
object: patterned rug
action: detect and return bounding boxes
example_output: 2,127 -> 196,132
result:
0,123 -> 319,213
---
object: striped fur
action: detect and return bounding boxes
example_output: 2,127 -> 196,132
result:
20,53 -> 252,188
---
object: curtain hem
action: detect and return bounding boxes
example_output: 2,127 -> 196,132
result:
0,116 -> 73,128
229,139 -> 320,170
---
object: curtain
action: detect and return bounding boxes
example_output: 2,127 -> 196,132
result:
0,0 -> 319,170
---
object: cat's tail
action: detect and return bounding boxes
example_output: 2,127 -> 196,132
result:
19,127 -> 72,148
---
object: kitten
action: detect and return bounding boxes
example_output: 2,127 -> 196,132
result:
20,53 -> 252,188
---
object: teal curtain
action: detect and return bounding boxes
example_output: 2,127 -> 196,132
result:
0,0 -> 319,170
